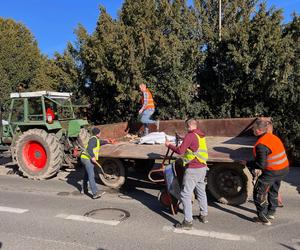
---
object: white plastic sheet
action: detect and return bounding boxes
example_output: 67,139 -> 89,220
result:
138,132 -> 176,145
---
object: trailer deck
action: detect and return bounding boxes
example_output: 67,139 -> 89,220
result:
99,136 -> 256,162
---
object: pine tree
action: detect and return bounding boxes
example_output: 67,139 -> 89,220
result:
0,18 -> 42,102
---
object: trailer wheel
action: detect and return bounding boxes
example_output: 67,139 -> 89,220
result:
15,129 -> 63,180
207,163 -> 253,205
97,158 -> 125,189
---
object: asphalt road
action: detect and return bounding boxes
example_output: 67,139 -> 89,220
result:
0,166 -> 299,250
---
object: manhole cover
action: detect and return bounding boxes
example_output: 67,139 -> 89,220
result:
84,208 -> 130,222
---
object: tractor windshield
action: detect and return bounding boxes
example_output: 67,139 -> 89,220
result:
45,97 -> 74,119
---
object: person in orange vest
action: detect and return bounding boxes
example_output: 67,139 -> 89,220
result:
138,83 -> 159,135
244,119 -> 289,225
257,117 -> 284,207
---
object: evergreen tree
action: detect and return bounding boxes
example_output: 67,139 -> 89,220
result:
75,7 -> 139,123
0,18 -> 42,103
120,0 -> 204,119
280,15 -> 300,160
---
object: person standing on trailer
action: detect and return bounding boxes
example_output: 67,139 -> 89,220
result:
138,83 -> 159,136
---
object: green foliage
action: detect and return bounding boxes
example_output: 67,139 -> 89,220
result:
0,18 -> 41,103
195,1 -> 299,159
71,1 -> 204,123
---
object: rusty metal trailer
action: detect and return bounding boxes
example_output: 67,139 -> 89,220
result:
96,118 -> 261,205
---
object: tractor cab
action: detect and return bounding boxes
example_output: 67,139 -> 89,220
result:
9,91 -> 74,124
0,91 -> 89,180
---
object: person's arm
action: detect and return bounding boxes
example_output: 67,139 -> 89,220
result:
139,91 -> 148,114
247,144 -> 270,170
100,139 -> 109,145
167,134 -> 192,155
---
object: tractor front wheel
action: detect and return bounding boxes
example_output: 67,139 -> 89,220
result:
15,129 -> 63,180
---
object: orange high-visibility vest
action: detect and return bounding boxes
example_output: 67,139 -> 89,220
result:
141,88 -> 155,109
253,133 -> 289,171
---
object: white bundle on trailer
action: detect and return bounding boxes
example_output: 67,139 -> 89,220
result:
138,132 -> 176,145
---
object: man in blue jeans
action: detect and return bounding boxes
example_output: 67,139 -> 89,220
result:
80,127 -> 108,199
138,83 -> 159,135
165,118 -> 209,230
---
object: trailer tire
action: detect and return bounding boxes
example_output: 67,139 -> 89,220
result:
15,129 -> 63,180
207,163 -> 253,205
97,158 -> 125,189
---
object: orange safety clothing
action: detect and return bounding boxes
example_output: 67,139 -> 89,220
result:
141,88 -> 155,110
253,133 -> 289,171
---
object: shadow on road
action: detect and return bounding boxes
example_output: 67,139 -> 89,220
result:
118,170 -> 178,224
283,167 -> 300,195
279,243 -> 297,250
209,201 -> 255,222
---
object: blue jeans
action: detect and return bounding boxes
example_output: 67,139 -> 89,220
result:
140,108 -> 155,134
81,158 -> 98,195
181,167 -> 208,222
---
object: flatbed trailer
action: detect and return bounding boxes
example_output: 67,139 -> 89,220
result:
96,118 -> 262,205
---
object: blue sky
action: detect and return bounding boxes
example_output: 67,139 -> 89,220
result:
0,0 -> 299,57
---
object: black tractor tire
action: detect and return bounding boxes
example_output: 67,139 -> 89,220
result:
207,163 -> 253,205
96,158 -> 126,189
15,129 -> 63,180
77,128 -> 90,148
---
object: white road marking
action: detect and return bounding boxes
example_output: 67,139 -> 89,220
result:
55,213 -> 120,226
163,226 -> 256,242
0,206 -> 28,214
0,231 -> 95,249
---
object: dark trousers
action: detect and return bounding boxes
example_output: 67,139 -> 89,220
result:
253,168 -> 289,219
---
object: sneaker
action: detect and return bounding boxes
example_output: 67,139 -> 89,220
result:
175,220 -> 193,230
92,191 -> 105,199
253,216 -> 272,226
155,120 -> 160,131
199,215 -> 208,224
266,211 -> 276,220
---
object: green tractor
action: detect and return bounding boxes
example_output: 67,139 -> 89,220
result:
0,91 -> 90,179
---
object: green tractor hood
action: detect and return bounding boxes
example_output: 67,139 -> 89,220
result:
67,119 -> 89,137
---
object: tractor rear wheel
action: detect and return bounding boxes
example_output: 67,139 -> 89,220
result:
15,129 -> 63,180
